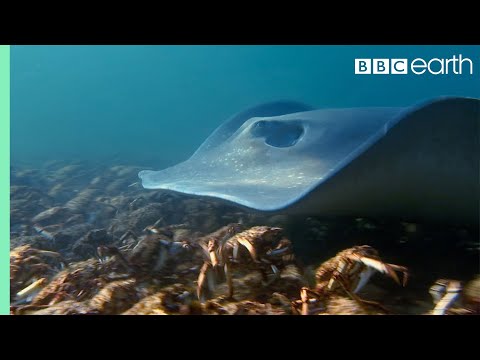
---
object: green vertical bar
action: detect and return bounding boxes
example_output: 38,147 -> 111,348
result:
0,45 -> 9,315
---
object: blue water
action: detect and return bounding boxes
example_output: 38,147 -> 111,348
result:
11,45 -> 480,168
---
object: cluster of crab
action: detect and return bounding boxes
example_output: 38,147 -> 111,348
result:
10,221 -> 479,315
194,224 -> 479,315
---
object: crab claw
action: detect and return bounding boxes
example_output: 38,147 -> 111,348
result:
430,279 -> 462,315
236,238 -> 258,262
357,257 -> 408,287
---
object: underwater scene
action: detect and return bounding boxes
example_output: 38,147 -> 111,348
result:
10,45 -> 480,315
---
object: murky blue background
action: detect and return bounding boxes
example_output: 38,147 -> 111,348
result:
11,45 -> 480,168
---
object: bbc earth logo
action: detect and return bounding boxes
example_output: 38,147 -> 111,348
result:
355,55 -> 474,75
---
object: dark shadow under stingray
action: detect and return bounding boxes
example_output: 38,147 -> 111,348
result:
139,97 -> 479,226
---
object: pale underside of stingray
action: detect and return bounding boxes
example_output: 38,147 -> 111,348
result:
139,97 -> 479,225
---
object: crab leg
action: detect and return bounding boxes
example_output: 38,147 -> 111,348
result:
301,287 -> 310,315
119,229 -> 137,243
131,237 -> 144,251
97,246 -> 132,272
337,279 -> 390,314
328,260 -> 347,290
197,263 -> 209,302
224,263 -> 234,299
232,241 -> 240,262
298,287 -> 325,315
153,218 -> 164,228
197,262 -> 216,302
205,239 -> 220,268
15,278 -> 47,303
261,264 -> 281,287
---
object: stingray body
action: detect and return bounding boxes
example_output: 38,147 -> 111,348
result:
139,97 -> 479,225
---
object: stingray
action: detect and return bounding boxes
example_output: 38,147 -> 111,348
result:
139,97 -> 479,225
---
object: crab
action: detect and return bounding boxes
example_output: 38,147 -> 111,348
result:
292,245 -> 409,315
429,275 -> 480,315
97,231 -> 191,276
196,225 -> 296,302
25,258 -> 112,308
143,220 -> 191,240
87,279 -> 139,314
12,252 -> 135,314
18,279 -> 141,315
10,245 -> 67,303
110,220 -> 190,250
13,249 -> 146,315
120,283 -> 200,315
202,299 -> 287,315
